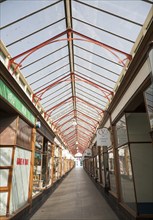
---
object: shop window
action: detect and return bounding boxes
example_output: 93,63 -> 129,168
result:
42,139 -> 52,187
144,84 -> 153,131
108,149 -> 116,194
118,145 -> 137,211
33,132 -> 43,195
130,143 -> 153,214
116,115 -> 128,147
126,113 -> 151,142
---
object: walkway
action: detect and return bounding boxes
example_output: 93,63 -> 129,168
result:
30,167 -> 119,220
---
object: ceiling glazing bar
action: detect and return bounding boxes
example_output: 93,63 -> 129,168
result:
76,109 -> 99,123
76,86 -> 107,105
74,54 -> 119,76
21,45 -> 67,70
30,64 -> 69,85
76,92 -> 105,108
28,56 -> 68,79
73,17 -> 135,43
77,107 -> 98,121
0,0 -> 62,30
75,63 -> 116,84
75,70 -> 114,90
142,0 -> 153,4
64,0 -> 77,119
43,92 -> 72,109
53,109 -> 74,124
76,82 -> 108,103
6,18 -> 65,47
74,44 -> 123,67
59,125 -> 74,135
77,103 -> 100,119
74,0 -> 143,26
51,106 -> 73,118
52,103 -> 73,117
43,92 -> 71,108
75,73 -> 113,98
42,84 -> 70,104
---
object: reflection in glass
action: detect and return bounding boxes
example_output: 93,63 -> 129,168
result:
108,150 -> 116,194
116,115 -> 128,147
33,132 -> 43,195
101,153 -> 105,186
144,84 -> 153,130
118,145 -> 137,211
130,143 -> 153,214
126,113 -> 151,142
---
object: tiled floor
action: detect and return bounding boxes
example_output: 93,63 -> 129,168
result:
30,167 -> 119,220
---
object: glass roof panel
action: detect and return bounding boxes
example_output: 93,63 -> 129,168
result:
73,19 -> 134,53
76,83 -> 107,105
1,1 -> 65,56
42,83 -> 71,101
42,84 -> 71,104
72,1 -> 151,43
1,0 -> 152,153
74,44 -> 122,74
74,55 -> 118,83
76,90 -> 105,109
52,106 -> 73,121
30,61 -> 69,90
73,40 -> 126,70
21,42 -> 67,68
75,68 -> 114,91
77,0 -> 152,24
22,45 -> 69,77
1,0 -> 59,26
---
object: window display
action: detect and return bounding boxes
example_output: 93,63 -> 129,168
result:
116,115 -> 128,147
108,149 -> 116,194
118,145 -> 136,211
33,132 -> 43,195
144,84 -> 153,131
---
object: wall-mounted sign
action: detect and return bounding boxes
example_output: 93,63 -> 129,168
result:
0,80 -> 35,124
97,127 -> 111,147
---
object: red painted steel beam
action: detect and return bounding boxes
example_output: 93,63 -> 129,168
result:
46,96 -> 73,115
77,133 -> 91,140
75,73 -> 112,95
75,74 -> 113,101
77,124 -> 94,134
77,129 -> 92,138
77,115 -> 97,128
70,29 -> 132,63
58,125 -> 74,135
62,130 -> 76,139
56,116 -> 75,129
33,74 -> 70,104
65,137 -> 76,144
8,30 -> 68,73
75,96 -> 104,114
52,109 -> 74,124
76,109 -> 99,123
8,29 -> 132,75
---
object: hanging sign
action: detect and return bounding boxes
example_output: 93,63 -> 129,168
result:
97,127 -> 111,147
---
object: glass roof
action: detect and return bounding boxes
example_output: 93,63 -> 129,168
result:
0,0 -> 152,154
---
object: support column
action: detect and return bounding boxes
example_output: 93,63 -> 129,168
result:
51,143 -> 55,185
28,128 -> 36,204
